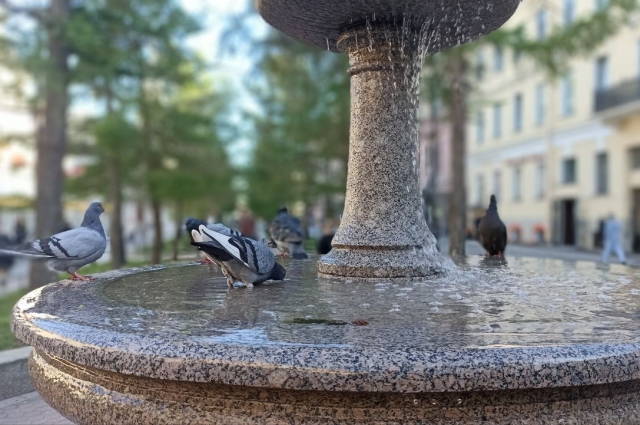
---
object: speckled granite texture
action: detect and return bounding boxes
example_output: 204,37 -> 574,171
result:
317,25 -> 451,279
28,349 -> 640,425
11,261 -> 640,423
256,0 -> 520,53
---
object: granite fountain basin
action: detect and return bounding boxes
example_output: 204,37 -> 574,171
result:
12,257 -> 640,424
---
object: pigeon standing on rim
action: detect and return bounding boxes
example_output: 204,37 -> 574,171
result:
185,217 -> 241,264
191,225 -> 286,288
0,202 -> 107,280
477,195 -> 507,257
269,207 -> 308,259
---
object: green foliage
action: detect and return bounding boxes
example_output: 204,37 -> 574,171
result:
0,288 -> 28,351
241,30 -> 350,218
61,0 -> 236,217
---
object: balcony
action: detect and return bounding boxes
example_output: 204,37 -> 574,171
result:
595,77 -> 640,120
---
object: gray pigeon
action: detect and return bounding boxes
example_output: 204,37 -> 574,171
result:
192,225 -> 286,288
185,217 -> 241,264
269,207 -> 308,259
477,195 -> 507,257
0,202 -> 107,280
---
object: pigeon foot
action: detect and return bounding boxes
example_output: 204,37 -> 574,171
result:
70,272 -> 92,281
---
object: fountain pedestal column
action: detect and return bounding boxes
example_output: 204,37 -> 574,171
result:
318,25 -> 442,279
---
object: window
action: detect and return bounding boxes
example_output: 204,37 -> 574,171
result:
512,166 -> 522,201
562,158 -> 577,184
536,9 -> 548,40
596,0 -> 609,11
476,111 -> 485,144
514,93 -> 523,132
476,174 -> 485,206
493,170 -> 501,200
494,46 -> 504,72
476,50 -> 485,80
560,71 -> 574,117
596,152 -> 609,195
630,146 -> 640,169
535,162 -> 545,199
563,0 -> 575,26
595,56 -> 609,91
493,103 -> 503,139
535,83 -> 545,126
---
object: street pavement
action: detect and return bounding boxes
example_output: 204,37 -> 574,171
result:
0,393 -> 71,425
437,238 -> 638,267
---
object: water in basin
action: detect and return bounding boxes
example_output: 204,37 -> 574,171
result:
30,256 -> 640,351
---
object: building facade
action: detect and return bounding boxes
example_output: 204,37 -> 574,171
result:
467,0 -> 640,251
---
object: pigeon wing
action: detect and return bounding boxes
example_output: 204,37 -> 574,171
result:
246,238 -> 275,274
200,226 -> 252,269
27,228 -> 104,260
206,223 -> 241,238
199,225 -> 273,273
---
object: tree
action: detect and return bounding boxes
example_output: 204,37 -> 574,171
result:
236,29 -> 350,221
65,0 -> 233,265
0,0 -> 71,288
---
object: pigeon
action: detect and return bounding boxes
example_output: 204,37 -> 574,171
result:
191,225 -> 286,288
477,195 -> 507,257
269,207 -> 308,259
185,217 -> 241,264
317,233 -> 334,255
0,202 -> 107,280
262,237 -> 284,257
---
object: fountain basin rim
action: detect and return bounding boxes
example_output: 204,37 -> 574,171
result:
11,264 -> 640,393
256,0 -> 521,53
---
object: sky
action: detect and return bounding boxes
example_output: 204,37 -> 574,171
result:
180,0 -> 269,167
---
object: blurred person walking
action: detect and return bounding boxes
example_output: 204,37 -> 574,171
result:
602,213 -> 626,265
14,218 -> 27,244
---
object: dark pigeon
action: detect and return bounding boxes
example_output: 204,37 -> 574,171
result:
477,195 -> 507,257
269,207 -> 308,259
0,202 -> 107,280
192,225 -> 286,288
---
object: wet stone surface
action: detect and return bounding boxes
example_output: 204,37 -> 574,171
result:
12,257 -> 640,392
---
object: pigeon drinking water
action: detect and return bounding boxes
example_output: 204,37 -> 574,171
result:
269,207 -> 308,259
0,202 -> 107,280
477,195 -> 507,257
192,225 -> 286,288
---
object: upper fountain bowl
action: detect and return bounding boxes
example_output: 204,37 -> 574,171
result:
256,0 -> 520,53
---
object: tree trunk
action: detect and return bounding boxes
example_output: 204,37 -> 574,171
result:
151,199 -> 163,264
172,202 -> 183,261
29,0 -> 70,289
447,51 -> 468,257
105,89 -> 126,269
108,158 -> 126,268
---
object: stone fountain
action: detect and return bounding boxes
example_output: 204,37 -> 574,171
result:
11,1 -> 640,424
